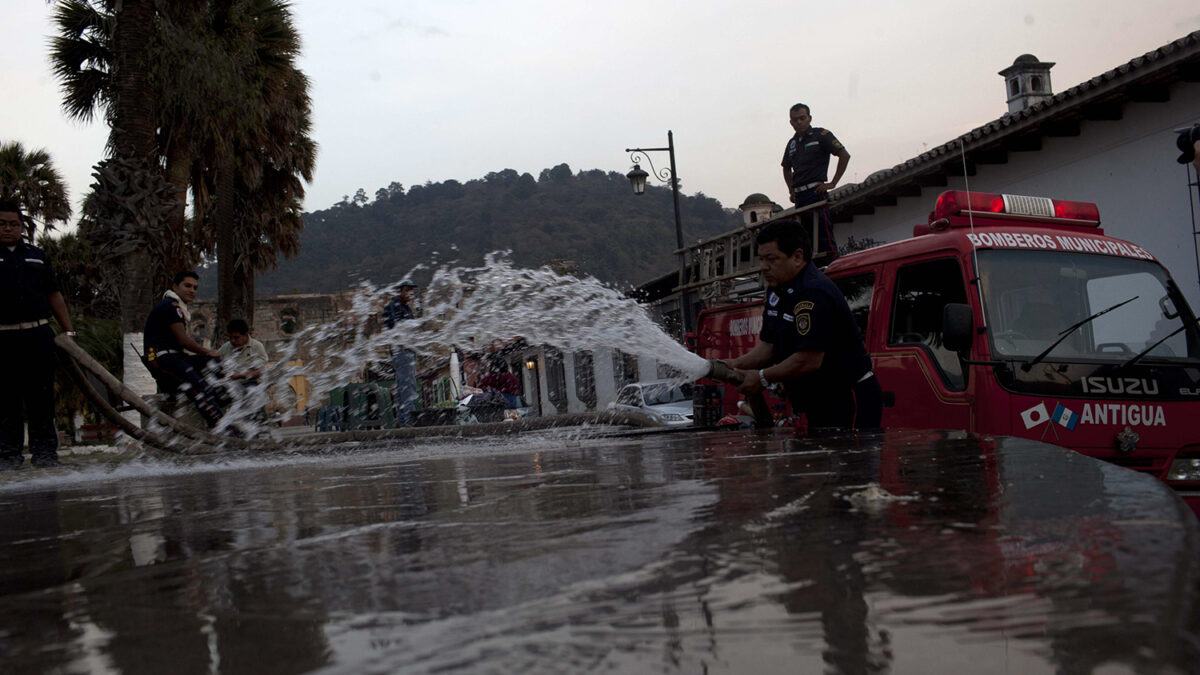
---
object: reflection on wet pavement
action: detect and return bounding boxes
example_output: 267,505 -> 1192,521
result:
0,429 -> 1197,673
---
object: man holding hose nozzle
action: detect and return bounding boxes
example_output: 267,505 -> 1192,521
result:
717,221 -> 882,431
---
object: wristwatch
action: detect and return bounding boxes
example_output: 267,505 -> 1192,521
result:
758,369 -> 770,388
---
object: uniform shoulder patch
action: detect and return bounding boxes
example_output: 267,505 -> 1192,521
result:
794,301 -> 814,336
175,306 -> 184,318
795,313 -> 811,335
820,129 -> 829,135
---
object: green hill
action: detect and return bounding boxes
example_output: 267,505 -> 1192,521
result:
253,164 -> 742,294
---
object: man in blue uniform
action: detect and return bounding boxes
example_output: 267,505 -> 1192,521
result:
781,103 -> 850,261
725,221 -> 881,431
383,280 -> 418,425
143,271 -> 226,428
0,201 -> 75,468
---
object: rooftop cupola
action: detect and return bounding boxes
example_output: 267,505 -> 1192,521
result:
999,54 -> 1055,114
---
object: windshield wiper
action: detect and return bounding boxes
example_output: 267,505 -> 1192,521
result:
1021,296 -> 1138,372
1119,315 -> 1200,369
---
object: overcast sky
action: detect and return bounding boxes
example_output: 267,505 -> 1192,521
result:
3,1 -> 1199,226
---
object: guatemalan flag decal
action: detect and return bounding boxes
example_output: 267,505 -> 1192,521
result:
1051,403 -> 1080,430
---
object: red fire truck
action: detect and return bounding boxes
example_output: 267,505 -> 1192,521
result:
695,190 -> 1200,512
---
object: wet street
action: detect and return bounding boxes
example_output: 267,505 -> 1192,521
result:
0,428 -> 1197,674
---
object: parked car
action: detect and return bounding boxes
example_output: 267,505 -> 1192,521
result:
609,381 -> 694,426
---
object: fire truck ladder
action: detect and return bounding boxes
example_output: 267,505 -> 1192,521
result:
674,199 -> 834,307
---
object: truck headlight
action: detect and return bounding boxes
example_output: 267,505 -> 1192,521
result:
1167,458 -> 1200,481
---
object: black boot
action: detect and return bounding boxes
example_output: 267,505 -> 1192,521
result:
30,452 -> 60,468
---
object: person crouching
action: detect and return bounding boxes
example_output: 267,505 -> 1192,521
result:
142,271 -> 226,427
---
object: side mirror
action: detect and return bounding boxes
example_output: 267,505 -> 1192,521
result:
943,303 -> 974,353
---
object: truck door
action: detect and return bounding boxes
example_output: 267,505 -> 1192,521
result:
878,257 -> 974,430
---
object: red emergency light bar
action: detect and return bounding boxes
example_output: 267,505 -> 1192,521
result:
929,190 -> 1100,226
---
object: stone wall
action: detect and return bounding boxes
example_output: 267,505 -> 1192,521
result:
190,292 -> 357,360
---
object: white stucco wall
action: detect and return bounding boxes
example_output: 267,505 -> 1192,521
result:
592,347 -> 620,409
836,83 -> 1200,311
122,332 -> 155,431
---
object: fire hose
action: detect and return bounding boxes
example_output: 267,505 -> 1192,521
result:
702,360 -> 775,428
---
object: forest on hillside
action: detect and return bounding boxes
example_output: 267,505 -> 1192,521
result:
251,164 -> 742,295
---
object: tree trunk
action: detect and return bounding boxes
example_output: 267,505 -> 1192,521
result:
110,0 -> 157,162
109,0 -> 157,313
164,134 -> 193,275
109,0 -> 161,423
215,154 -> 235,346
241,267 -> 255,327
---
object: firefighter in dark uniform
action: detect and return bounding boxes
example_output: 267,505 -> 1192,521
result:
725,221 -> 882,431
0,200 -> 74,468
781,102 -> 850,261
383,280 -> 418,425
143,270 -> 226,427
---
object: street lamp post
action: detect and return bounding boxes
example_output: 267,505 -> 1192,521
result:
625,130 -> 693,342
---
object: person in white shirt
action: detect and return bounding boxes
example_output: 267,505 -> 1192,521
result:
218,319 -> 268,383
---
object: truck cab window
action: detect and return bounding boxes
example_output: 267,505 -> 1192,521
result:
889,258 -> 968,389
833,272 -> 875,338
1087,273 -> 1187,359
978,250 -> 1200,363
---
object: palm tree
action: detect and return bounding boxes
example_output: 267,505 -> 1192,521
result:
50,0 -> 174,413
0,141 -> 72,239
194,0 -> 314,332
51,0 -> 204,282
50,0 -> 315,333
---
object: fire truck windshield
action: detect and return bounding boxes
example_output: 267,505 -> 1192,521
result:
977,250 -> 1200,364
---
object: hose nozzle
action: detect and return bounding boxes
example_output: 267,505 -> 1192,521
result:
705,360 -> 744,385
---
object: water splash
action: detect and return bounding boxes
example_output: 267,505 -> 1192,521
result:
213,253 -> 708,434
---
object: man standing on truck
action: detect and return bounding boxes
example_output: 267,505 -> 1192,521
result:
724,221 -> 881,431
782,102 -> 850,261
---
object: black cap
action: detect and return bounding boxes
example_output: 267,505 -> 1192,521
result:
398,280 -> 416,288
1177,125 -> 1199,164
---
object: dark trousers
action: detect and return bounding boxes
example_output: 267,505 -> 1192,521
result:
0,324 -> 58,459
793,374 -> 883,432
391,349 -> 417,424
793,188 -> 837,261
149,353 -> 225,428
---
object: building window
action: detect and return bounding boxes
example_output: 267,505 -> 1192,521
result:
1030,75 -> 1043,92
280,309 -> 299,335
545,349 -> 568,414
573,351 -> 596,410
888,258 -> 968,390
1009,78 -> 1020,96
612,350 -> 638,390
